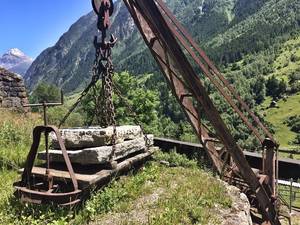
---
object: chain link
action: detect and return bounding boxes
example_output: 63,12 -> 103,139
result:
97,46 -> 117,160
60,0 -> 150,158
59,48 -> 101,128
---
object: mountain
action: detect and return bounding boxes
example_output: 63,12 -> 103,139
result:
0,48 -> 33,76
24,1 -> 136,92
25,0 -> 300,93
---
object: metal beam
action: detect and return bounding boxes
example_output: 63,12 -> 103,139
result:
123,0 -> 280,224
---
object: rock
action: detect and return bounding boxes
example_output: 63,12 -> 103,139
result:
219,184 -> 252,225
38,135 -> 154,165
0,67 -> 29,111
270,100 -> 277,108
2,99 -> 12,107
50,125 -> 144,149
159,160 -> 170,167
17,91 -> 27,98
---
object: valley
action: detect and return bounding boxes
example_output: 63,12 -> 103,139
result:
0,0 -> 300,224
20,0 -> 300,151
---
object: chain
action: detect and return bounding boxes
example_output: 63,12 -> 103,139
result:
60,0 -> 149,160
98,57 -> 116,127
59,46 -> 101,128
97,43 -> 117,160
60,0 -> 118,162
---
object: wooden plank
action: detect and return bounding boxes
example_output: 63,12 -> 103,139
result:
20,167 -> 98,184
19,148 -> 157,188
88,147 -> 157,185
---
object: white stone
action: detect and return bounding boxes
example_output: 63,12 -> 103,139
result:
38,135 -> 154,165
220,184 -> 253,225
50,125 -> 143,149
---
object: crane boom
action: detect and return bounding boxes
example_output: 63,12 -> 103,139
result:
122,0 -> 280,224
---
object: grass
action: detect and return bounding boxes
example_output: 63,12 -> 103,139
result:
85,151 -> 232,225
265,36 -> 300,150
279,184 -> 300,209
270,36 -> 300,81
0,110 -> 233,225
259,94 -> 300,154
0,110 -> 42,168
0,150 -> 233,225
256,36 -> 300,153
278,185 -> 300,225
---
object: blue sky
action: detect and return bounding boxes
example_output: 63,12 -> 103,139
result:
0,0 -> 92,58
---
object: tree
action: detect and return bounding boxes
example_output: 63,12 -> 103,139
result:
251,76 -> 266,104
266,76 -> 279,98
278,79 -> 287,96
294,134 -> 300,145
266,76 -> 286,99
81,72 -> 161,135
289,70 -> 300,85
289,71 -> 300,93
30,82 -> 61,104
47,106 -> 84,127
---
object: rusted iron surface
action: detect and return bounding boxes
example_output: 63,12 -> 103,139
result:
123,0 -> 224,174
155,0 -> 276,145
14,125 -> 80,206
12,0 -> 281,222
122,0 -> 280,224
14,145 -> 156,206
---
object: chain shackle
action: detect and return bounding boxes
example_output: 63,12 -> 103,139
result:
92,0 -> 114,44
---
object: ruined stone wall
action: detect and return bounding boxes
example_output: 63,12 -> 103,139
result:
0,67 -> 29,111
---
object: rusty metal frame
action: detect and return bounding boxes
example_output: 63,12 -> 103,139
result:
155,0 -> 277,145
14,125 -> 81,206
123,1 -> 224,173
122,0 -> 280,224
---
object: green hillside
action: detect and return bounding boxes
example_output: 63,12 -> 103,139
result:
261,94 -> 300,150
219,32 -> 300,150
270,36 -> 300,80
260,37 -> 300,150
23,0 -> 300,151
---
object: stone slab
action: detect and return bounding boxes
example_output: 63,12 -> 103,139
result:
38,135 -> 154,165
50,125 -> 143,150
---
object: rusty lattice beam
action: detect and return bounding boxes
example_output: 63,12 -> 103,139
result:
122,0 -> 280,224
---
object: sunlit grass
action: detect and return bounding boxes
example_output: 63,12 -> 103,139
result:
0,110 -> 42,167
0,147 -> 232,225
262,94 -> 300,151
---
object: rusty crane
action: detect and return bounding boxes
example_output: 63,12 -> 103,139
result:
118,0 -> 281,224
14,0 -> 284,224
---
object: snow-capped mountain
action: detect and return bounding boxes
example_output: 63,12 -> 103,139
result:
0,48 -> 33,76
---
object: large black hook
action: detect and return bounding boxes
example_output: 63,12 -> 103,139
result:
92,0 -> 114,17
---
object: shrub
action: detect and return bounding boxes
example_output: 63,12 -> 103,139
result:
266,76 -> 287,98
0,110 -> 41,167
47,106 -> 84,127
285,116 -> 300,133
30,82 -> 61,107
294,134 -> 300,144
0,121 -> 23,146
291,54 -> 300,62
153,150 -> 198,168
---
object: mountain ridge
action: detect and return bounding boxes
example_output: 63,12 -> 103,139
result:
0,48 -> 33,76
25,0 -> 300,93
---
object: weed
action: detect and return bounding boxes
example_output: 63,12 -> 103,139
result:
153,149 -> 198,168
0,110 -> 234,225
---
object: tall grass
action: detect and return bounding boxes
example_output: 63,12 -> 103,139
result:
0,110 -> 233,225
0,110 -> 42,168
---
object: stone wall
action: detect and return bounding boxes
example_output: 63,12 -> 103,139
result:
0,67 -> 29,111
